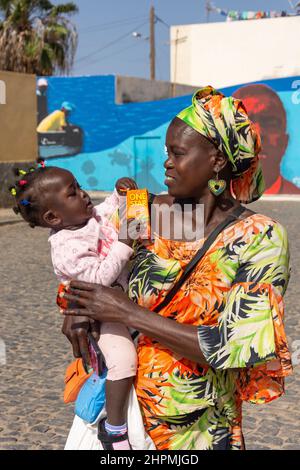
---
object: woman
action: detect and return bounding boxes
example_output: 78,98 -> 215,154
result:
62,86 -> 292,450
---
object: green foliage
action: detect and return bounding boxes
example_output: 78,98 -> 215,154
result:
0,0 -> 78,75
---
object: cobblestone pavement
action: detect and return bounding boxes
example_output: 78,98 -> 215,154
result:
0,200 -> 299,450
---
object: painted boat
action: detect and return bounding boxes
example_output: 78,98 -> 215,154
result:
38,125 -> 83,159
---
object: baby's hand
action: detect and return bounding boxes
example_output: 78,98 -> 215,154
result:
116,177 -> 138,195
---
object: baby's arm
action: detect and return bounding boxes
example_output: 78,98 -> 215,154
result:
52,237 -> 133,287
95,178 -> 138,221
94,189 -> 119,223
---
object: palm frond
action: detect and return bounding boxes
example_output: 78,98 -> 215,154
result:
50,2 -> 78,16
0,0 -> 78,74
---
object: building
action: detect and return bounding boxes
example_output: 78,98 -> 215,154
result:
170,16 -> 300,88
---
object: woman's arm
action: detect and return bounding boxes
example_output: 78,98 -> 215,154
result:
127,303 -> 209,365
62,280 -> 209,365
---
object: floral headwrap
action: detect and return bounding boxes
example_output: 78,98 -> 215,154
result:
177,86 -> 265,204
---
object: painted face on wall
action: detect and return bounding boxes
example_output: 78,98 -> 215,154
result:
233,84 -> 288,190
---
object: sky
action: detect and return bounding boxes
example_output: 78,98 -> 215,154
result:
60,0 -> 297,80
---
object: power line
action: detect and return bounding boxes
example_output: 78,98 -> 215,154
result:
76,41 -> 144,69
75,19 -> 148,64
79,15 -> 148,35
156,16 -> 170,29
79,15 -> 147,32
75,11 -> 171,79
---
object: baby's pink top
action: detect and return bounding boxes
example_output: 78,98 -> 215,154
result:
48,191 -> 133,286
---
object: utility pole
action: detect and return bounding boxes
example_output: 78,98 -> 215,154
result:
150,6 -> 155,80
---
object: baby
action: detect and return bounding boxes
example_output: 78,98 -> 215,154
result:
10,164 -> 140,450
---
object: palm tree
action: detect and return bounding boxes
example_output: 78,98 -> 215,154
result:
0,0 -> 78,75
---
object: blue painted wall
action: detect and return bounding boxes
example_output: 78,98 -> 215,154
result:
41,75 -> 300,193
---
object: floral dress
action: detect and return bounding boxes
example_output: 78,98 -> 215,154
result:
128,213 -> 293,450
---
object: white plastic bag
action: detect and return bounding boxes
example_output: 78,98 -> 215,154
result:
65,386 -> 155,450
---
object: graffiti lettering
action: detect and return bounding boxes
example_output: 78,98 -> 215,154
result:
291,80 -> 300,105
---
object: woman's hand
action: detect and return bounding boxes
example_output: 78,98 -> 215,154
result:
61,280 -> 132,324
61,280 -> 208,365
61,313 -> 100,366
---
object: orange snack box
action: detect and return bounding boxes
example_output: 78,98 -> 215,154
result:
126,189 -> 150,239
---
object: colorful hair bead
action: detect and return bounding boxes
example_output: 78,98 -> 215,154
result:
18,180 -> 28,187
20,199 -> 31,206
37,158 -> 46,169
9,186 -> 17,196
14,168 -> 27,177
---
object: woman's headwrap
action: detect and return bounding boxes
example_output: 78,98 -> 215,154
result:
177,86 -> 265,204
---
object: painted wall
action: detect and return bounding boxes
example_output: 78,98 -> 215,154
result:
0,71 -> 37,207
39,74 -> 300,195
170,17 -> 300,88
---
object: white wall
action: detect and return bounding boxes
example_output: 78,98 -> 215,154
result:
170,17 -> 300,88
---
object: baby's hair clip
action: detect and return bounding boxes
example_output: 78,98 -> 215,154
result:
20,199 -> 31,207
18,180 -> 28,187
29,167 -> 35,173
9,186 -> 17,196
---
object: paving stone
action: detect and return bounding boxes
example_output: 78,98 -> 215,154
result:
0,437 -> 17,442
30,425 -> 50,433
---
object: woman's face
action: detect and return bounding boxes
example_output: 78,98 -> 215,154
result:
164,118 -> 216,199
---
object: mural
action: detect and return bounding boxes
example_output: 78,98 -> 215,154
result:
233,83 -> 300,194
37,75 -> 300,195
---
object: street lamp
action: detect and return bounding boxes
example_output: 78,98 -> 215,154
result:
132,31 -> 149,40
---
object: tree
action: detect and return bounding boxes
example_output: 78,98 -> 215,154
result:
0,0 -> 78,75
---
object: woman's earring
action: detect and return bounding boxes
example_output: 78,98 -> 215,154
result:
208,172 -> 227,196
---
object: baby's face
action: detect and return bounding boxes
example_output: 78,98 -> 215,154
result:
43,169 -> 94,229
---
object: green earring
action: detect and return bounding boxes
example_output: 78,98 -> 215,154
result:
208,172 -> 227,196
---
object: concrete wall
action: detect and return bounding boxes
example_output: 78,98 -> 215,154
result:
0,71 -> 37,162
170,17 -> 300,87
0,71 -> 37,207
115,76 -> 197,103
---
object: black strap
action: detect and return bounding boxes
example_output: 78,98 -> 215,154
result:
153,205 -> 247,313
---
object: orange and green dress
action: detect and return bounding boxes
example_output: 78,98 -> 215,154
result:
128,213 -> 292,450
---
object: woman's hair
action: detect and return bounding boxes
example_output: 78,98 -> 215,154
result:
9,161 -> 53,228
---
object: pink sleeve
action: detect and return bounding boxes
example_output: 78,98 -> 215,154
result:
52,237 -> 133,286
95,189 -> 121,221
